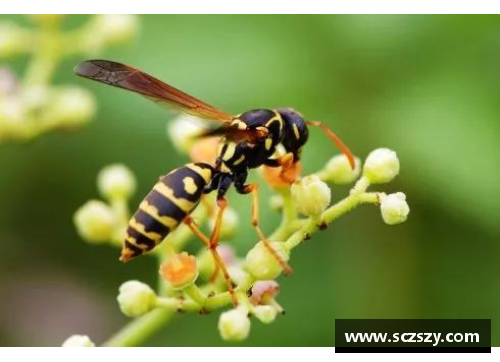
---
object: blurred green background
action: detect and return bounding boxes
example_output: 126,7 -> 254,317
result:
0,15 -> 499,346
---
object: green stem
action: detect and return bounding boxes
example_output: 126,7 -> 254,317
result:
350,175 -> 371,195
23,23 -> 61,87
102,207 -> 214,346
155,275 -> 256,314
270,190 -> 297,241
110,198 -> 129,247
156,296 -> 199,313
102,278 -> 256,346
184,284 -> 207,306
284,192 -> 379,251
99,176 -> 380,346
101,308 -> 175,347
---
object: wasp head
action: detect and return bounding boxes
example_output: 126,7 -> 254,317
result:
276,108 -> 309,160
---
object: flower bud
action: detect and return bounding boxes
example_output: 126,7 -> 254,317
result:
380,192 -> 410,225
207,207 -> 239,239
62,335 -> 95,347
21,85 -> 49,112
249,280 -> 280,305
0,96 -> 28,140
0,22 -> 30,57
291,175 -> 331,217
245,241 -> 289,280
218,307 -> 251,341
0,67 -> 18,96
253,305 -> 277,324
73,200 -> 116,243
320,154 -> 361,184
97,164 -> 136,201
363,148 -> 400,184
117,280 -> 157,317
49,87 -> 96,128
160,252 -> 198,290
167,115 -> 207,154
93,15 -> 138,45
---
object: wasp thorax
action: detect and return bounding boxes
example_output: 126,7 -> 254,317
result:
239,109 -> 283,144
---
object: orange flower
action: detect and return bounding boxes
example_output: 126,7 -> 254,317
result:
262,162 -> 302,189
159,252 -> 198,289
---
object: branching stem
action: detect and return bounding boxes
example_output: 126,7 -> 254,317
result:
101,186 -> 379,346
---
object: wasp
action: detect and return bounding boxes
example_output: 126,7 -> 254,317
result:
75,60 -> 355,306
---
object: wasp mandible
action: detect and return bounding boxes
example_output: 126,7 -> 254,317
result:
75,60 -> 355,306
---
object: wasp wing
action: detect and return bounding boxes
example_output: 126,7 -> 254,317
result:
74,59 -> 233,123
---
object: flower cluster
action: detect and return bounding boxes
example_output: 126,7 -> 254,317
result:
74,164 -> 136,246
0,15 -> 139,142
66,116 -> 409,346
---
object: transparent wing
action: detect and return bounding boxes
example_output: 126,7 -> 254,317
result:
75,59 -> 233,123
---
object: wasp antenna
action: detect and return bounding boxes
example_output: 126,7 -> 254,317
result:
306,120 -> 356,170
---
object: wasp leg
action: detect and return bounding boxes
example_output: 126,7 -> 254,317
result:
184,215 -> 238,307
306,120 -> 355,169
276,152 -> 297,184
235,177 -> 293,275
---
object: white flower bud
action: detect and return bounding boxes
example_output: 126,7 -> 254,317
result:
253,305 -> 277,324
0,22 -> 30,57
249,280 -> 280,305
97,164 -> 136,201
380,192 -> 410,225
321,155 -> 361,184
117,280 -> 157,317
0,96 -> 28,140
74,200 -> 116,243
166,114 -> 207,153
93,15 -> 138,45
245,241 -> 289,280
0,96 -> 24,121
21,85 -> 49,112
0,68 -> 18,96
208,207 -> 239,239
62,335 -> 95,347
363,148 -> 400,184
49,87 -> 96,128
291,175 -> 331,217
218,307 -> 251,341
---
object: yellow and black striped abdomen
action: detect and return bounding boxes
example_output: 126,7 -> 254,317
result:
120,162 -> 214,262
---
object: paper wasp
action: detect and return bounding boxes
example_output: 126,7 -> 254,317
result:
75,60 -> 355,306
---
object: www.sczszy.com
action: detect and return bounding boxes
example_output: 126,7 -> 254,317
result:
345,332 -> 480,346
